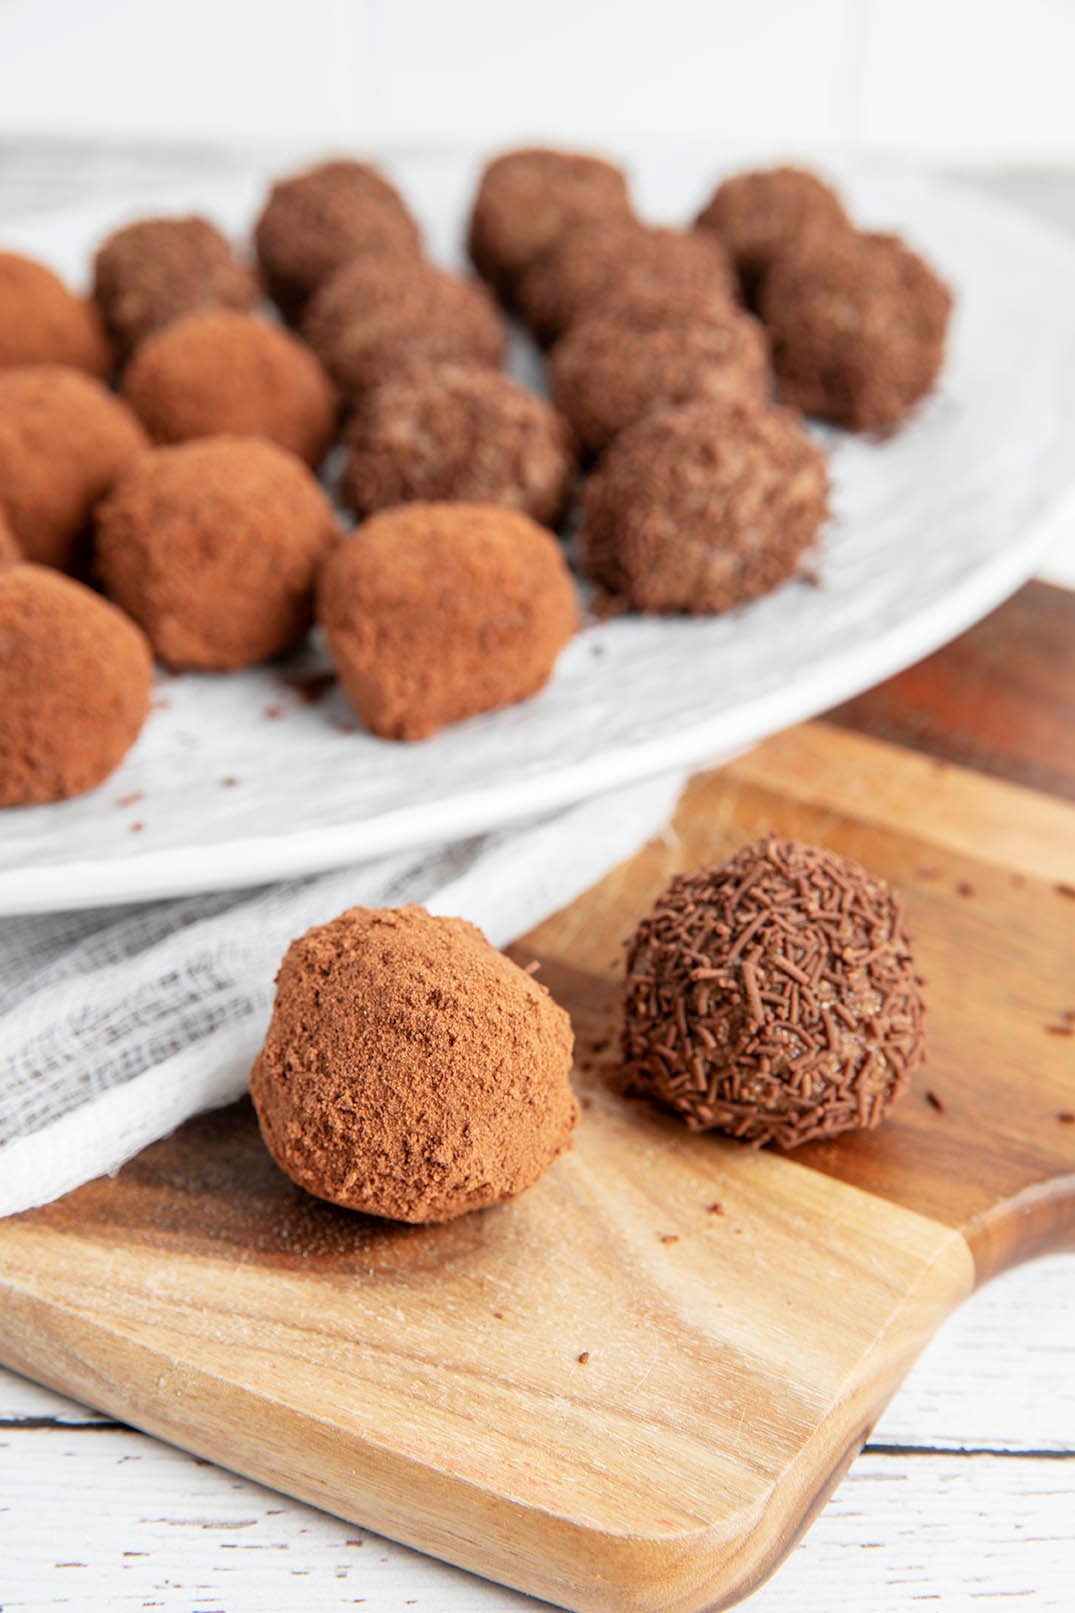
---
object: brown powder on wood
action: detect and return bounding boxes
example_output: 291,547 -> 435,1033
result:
622,836 -> 925,1147
249,904 -> 578,1222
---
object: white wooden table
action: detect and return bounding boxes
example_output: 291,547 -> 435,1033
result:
1,143 -> 1073,1611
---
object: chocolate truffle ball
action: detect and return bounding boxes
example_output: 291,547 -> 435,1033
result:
341,365 -> 574,527
695,165 -> 850,300
0,564 -> 152,805
623,836 -> 925,1146
467,147 -> 634,299
0,509 -> 21,566
0,251 -> 111,377
518,220 -> 736,345
550,308 -> 769,457
580,398 -> 828,614
302,257 -> 505,400
760,229 -> 953,431
0,366 -> 148,570
93,215 -> 260,358
319,502 -> 577,740
96,436 -> 339,671
121,310 -> 336,467
254,159 -> 422,320
251,904 -> 578,1223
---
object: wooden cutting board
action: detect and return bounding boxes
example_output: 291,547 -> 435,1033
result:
0,582 -> 1073,1613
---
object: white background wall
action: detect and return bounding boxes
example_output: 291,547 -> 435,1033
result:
1,0 -> 1074,163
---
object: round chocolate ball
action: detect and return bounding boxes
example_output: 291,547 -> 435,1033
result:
93,215 -> 260,358
467,147 -> 633,299
341,365 -> 574,527
0,564 -> 152,805
254,159 -> 422,320
550,308 -> 769,457
0,366 -> 148,570
694,165 -> 850,300
623,836 -> 926,1146
121,310 -> 336,467
518,219 -> 736,345
0,251 -> 111,377
319,502 -> 577,741
96,436 -> 339,671
302,256 -> 505,400
759,229 -> 953,432
250,903 -> 578,1223
580,398 -> 828,614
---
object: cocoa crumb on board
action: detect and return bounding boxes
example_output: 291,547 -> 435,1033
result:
220,775 -> 239,788
577,1351 -> 590,1365
1055,883 -> 1075,900
955,881 -> 975,899
925,1090 -> 945,1113
263,703 -> 284,720
1045,1024 -> 1075,1038
659,1233 -> 679,1245
707,1201 -> 725,1215
1058,1112 -> 1075,1125
129,820 -> 145,833
115,790 -> 144,808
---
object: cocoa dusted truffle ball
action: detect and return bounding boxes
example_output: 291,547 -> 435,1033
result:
623,837 -> 925,1146
302,257 -> 505,400
518,220 -> 736,345
580,398 -> 828,614
93,215 -> 260,358
96,436 -> 339,671
468,147 -> 634,299
760,229 -> 953,432
0,366 -> 148,570
250,903 -> 578,1223
121,310 -> 336,467
550,308 -> 769,457
695,165 -> 850,300
0,509 -> 21,566
341,365 -> 574,527
0,564 -> 152,805
0,251 -> 111,376
319,502 -> 577,740
254,159 -> 422,320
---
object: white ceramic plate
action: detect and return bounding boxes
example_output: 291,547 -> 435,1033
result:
3,152 -> 1074,914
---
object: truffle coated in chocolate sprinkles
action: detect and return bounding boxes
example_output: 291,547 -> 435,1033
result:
622,836 -> 925,1147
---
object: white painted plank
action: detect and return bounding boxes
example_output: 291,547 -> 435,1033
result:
1,1428 -> 1072,1611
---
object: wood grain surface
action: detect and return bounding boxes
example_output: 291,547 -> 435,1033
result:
1,582 -> 1073,1613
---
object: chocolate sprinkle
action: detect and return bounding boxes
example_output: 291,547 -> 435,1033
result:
622,836 -> 926,1148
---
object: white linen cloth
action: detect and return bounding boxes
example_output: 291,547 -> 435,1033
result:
0,773 -> 684,1218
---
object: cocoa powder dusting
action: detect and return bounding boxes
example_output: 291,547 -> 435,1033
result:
250,904 -> 578,1223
